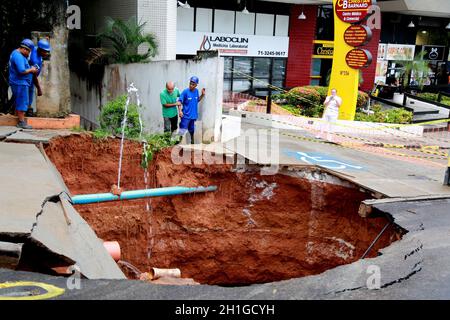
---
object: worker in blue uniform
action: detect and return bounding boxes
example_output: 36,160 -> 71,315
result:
9,39 -> 39,129
27,39 -> 52,116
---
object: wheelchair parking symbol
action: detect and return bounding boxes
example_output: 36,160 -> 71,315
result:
285,150 -> 363,170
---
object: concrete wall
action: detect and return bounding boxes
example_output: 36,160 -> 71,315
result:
137,0 -> 177,61
71,57 -> 224,142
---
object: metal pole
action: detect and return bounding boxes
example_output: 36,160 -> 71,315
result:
361,221 -> 392,259
444,154 -> 450,186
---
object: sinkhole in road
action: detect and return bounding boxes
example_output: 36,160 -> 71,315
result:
44,134 -> 401,286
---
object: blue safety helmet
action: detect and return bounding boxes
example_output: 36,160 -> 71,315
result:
190,76 -> 199,84
38,39 -> 52,52
20,39 -> 35,51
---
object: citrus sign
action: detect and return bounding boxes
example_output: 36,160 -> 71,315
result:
335,0 -> 373,23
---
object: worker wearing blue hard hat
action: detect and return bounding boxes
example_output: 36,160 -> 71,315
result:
8,39 -> 39,129
27,38 -> 52,116
177,76 -> 206,143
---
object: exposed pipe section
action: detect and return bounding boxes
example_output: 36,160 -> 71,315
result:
71,186 -> 218,205
151,268 -> 181,280
103,241 -> 121,261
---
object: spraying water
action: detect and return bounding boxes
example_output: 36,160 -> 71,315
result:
117,83 -> 138,189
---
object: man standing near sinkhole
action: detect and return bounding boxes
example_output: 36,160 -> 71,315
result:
178,76 -> 205,144
160,81 -> 181,134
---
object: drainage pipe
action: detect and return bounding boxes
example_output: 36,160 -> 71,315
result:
71,186 -> 218,205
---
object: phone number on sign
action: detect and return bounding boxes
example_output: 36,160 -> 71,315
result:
258,50 -> 286,56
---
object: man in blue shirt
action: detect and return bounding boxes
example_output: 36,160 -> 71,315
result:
27,39 -> 52,116
9,39 -> 39,129
178,76 -> 206,143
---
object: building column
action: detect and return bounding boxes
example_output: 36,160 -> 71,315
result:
137,0 -> 177,61
286,5 -> 318,88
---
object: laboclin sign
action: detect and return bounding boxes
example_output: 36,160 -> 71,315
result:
200,35 -> 249,52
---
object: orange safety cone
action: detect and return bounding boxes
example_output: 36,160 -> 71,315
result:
103,241 -> 121,261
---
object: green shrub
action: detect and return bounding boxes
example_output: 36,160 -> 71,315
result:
141,133 -> 181,168
303,86 -> 328,101
99,95 -> 142,139
355,104 -> 412,124
416,93 -> 450,106
280,104 -> 302,116
357,91 -> 369,109
287,87 -> 323,117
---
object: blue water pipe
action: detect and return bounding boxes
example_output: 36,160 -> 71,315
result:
71,186 -> 218,205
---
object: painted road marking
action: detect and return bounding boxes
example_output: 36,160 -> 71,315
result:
285,150 -> 363,170
0,281 -> 65,300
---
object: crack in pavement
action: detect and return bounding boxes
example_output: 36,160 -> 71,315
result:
0,128 -> 22,141
30,192 -> 65,234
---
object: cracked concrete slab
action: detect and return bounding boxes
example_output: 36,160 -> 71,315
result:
5,131 -> 50,144
0,142 -> 63,238
1,198 -> 449,299
0,126 -> 19,139
30,199 -> 125,280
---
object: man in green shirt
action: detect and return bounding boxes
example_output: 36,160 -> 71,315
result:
160,81 -> 181,133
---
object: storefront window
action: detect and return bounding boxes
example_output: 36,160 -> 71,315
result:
253,58 -> 271,78
311,59 -> 321,77
272,59 -> 286,79
223,57 -> 286,94
316,5 -> 334,41
233,57 -> 253,76
233,80 -> 252,92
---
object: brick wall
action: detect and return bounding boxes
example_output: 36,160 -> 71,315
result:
286,5 -> 318,88
360,25 -> 381,92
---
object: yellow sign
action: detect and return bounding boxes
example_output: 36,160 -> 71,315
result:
328,0 -> 360,120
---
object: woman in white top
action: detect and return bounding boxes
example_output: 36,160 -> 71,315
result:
317,88 -> 342,141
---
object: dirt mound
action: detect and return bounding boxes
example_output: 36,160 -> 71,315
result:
45,134 -> 399,285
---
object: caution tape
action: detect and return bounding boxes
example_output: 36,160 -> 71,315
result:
0,281 -> 65,300
244,112 -> 449,158
280,131 -> 447,161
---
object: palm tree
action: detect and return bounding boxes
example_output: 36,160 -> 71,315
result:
395,51 -> 430,90
97,16 -> 158,64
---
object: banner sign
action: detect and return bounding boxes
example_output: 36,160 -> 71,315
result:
377,43 -> 387,60
346,48 -> 373,69
335,0 -> 373,23
176,31 -> 289,58
344,25 -> 372,47
385,44 -> 416,61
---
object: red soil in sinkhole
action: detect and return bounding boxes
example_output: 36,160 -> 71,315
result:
44,134 -> 400,285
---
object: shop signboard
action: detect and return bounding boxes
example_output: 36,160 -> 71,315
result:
345,48 -> 373,69
344,25 -> 372,47
335,0 -> 374,23
385,44 -> 415,61
176,31 -> 289,58
421,45 -> 446,61
313,41 -> 334,59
